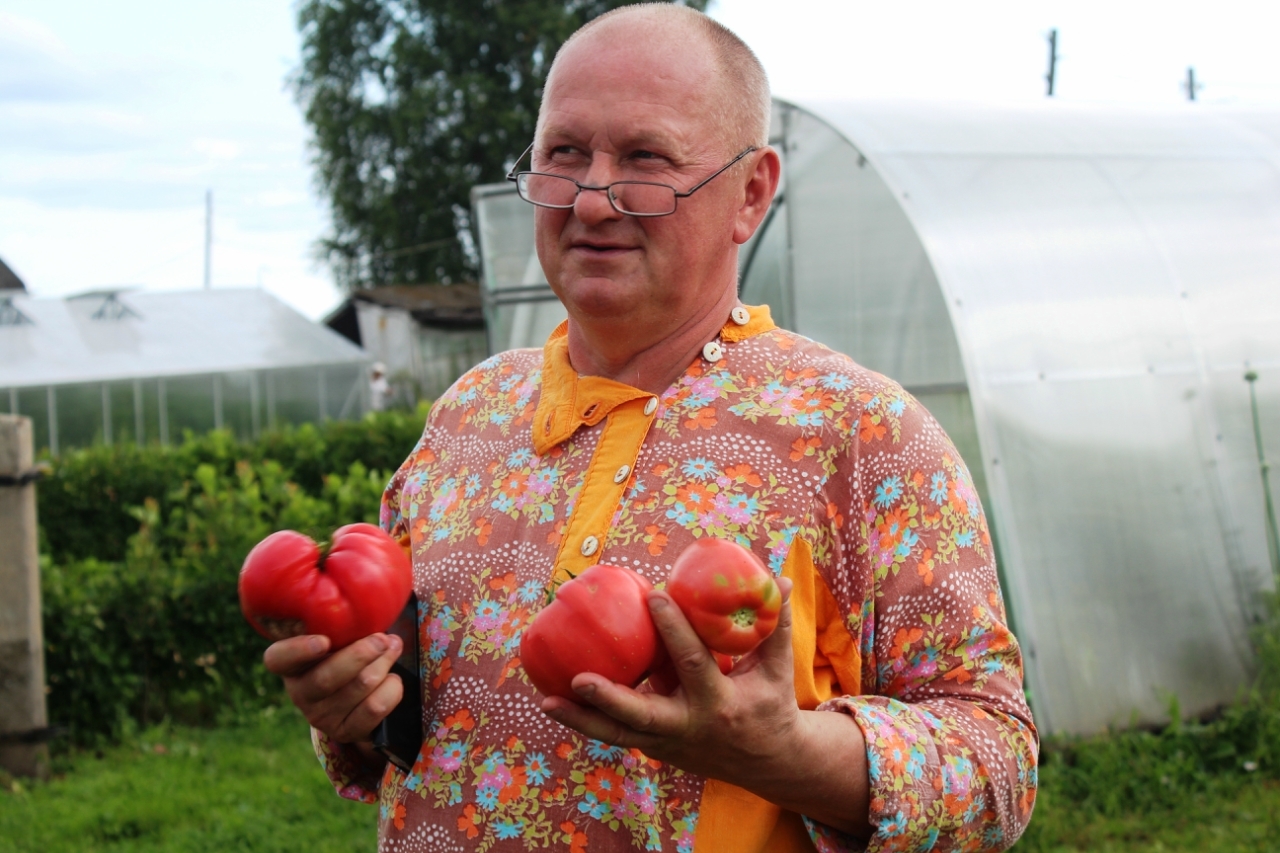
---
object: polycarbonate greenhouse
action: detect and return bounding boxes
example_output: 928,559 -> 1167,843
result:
472,99 -> 1280,736
0,288 -> 372,454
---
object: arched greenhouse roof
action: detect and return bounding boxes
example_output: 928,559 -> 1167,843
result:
469,99 -> 1280,736
781,99 -> 1280,735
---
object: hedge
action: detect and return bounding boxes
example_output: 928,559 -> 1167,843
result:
37,408 -> 427,745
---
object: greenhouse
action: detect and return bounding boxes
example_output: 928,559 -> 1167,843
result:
472,99 -> 1280,736
0,288 -> 372,454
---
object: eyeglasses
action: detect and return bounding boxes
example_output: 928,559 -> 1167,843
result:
506,144 -> 758,217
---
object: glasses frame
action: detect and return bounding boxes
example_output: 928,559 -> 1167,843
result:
505,144 -> 759,217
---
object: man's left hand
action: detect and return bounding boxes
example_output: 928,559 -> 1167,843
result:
539,577 -> 871,837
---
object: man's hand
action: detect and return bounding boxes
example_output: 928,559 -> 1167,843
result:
539,578 -> 871,838
263,632 -> 404,745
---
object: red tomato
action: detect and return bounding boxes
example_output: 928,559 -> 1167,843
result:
238,523 -> 413,650
520,564 -> 660,702
667,538 -> 781,656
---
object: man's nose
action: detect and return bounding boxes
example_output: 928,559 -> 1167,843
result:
572,154 -> 624,225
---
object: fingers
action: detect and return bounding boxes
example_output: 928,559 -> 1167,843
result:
646,592 -> 725,701
752,575 -> 795,681
330,670 -> 405,744
543,677 -> 673,750
263,634 -> 331,677
276,633 -> 405,742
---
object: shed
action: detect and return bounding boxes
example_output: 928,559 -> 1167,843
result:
324,283 -> 488,402
471,100 -> 1280,736
0,288 -> 371,453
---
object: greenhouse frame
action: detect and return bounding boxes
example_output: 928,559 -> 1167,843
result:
472,100 -> 1280,736
0,288 -> 372,454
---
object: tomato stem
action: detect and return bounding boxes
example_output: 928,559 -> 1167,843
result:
730,607 -> 757,628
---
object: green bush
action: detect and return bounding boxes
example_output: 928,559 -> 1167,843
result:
38,407 -> 427,564
39,410 -> 425,746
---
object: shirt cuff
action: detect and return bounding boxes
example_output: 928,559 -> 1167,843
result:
806,695 -> 1022,853
312,727 -> 381,804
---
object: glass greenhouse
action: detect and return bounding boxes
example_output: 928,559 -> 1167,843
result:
472,99 -> 1280,736
0,288 -> 372,454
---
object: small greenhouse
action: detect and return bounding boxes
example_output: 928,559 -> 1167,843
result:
472,99 -> 1280,736
0,288 -> 372,454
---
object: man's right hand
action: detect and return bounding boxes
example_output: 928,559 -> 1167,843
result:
263,632 -> 404,745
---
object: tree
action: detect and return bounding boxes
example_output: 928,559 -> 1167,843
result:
294,0 -> 708,291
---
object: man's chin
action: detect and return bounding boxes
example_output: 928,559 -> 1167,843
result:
556,274 -> 646,310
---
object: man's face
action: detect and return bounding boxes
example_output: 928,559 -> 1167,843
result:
533,25 -> 749,333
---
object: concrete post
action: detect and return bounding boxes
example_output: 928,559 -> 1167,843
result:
0,415 -> 49,779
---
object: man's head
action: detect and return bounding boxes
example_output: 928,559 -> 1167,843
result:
531,4 -> 779,355
544,4 -> 771,150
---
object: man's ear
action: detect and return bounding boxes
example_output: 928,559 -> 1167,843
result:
732,147 -> 782,246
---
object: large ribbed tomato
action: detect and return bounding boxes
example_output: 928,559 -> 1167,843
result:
238,523 -> 413,650
667,538 -> 781,656
520,563 -> 660,702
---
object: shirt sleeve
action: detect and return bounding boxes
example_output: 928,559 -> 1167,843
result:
312,437 -> 422,803
805,385 -> 1039,852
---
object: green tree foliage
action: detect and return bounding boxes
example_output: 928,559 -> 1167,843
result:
293,0 -> 707,290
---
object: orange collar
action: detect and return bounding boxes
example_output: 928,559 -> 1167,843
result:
532,304 -> 775,454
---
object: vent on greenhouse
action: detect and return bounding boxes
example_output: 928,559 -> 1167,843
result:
0,295 -> 32,326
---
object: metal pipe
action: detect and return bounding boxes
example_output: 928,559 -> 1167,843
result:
46,388 -> 57,456
133,379 -> 144,444
1245,370 -> 1280,582
158,379 -> 169,445
101,384 -> 112,447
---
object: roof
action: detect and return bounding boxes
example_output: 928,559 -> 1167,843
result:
0,288 -> 368,389
0,257 -> 25,291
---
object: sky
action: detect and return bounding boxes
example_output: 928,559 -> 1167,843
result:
1,0 -> 1278,321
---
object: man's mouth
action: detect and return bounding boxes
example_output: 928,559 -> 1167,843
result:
573,242 -> 633,253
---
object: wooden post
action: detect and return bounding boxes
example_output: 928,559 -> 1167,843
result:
0,415 -> 49,779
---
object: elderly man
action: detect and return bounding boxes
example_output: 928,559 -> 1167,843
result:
266,5 -> 1038,851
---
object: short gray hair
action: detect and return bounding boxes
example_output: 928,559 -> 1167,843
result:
545,4 -> 771,149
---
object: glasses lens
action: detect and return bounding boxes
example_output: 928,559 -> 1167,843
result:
519,173 -> 578,208
610,182 -> 677,216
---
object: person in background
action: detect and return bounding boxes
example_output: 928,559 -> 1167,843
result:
264,5 -> 1038,851
368,362 -> 391,412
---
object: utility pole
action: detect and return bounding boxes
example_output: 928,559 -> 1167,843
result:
1183,67 -> 1203,102
1045,29 -> 1058,97
0,415 -> 49,779
203,189 -> 213,290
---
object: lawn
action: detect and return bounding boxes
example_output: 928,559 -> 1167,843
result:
1013,774 -> 1280,852
0,707 -> 375,853
3,706 -> 1280,852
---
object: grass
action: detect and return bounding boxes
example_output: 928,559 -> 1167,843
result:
2,673 -> 1279,852
0,706 -> 375,853
1014,775 -> 1280,852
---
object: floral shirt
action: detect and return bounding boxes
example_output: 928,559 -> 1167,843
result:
316,305 -> 1038,852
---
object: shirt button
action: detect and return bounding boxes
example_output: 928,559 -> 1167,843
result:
731,306 -> 751,325
644,397 -> 658,416
580,535 -> 599,557
702,341 -> 723,363
613,464 -> 631,484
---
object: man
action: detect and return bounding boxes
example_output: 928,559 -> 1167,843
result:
265,5 -> 1038,851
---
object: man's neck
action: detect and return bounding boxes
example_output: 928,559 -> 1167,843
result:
563,287 -> 738,395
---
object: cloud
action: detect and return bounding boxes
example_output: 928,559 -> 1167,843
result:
0,102 -> 151,152
0,12 -> 98,102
